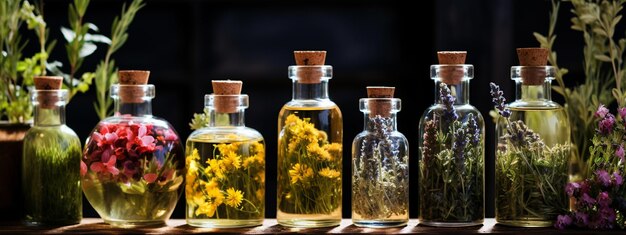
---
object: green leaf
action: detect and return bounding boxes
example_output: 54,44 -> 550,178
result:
594,54 -> 612,62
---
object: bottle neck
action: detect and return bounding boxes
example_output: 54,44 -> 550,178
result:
115,99 -> 153,117
34,105 -> 65,126
364,113 -> 397,132
516,81 -> 552,102
292,80 -> 330,100
209,109 -> 246,127
434,80 -> 470,105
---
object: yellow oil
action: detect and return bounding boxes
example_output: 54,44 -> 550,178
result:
276,105 -> 343,228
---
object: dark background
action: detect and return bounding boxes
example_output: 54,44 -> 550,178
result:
22,0 -> 586,219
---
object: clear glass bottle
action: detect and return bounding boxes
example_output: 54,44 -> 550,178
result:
352,87 -> 409,227
418,54 -> 485,227
277,51 -> 343,228
81,71 -> 184,227
22,76 -> 82,225
494,65 -> 570,227
186,81 -> 265,228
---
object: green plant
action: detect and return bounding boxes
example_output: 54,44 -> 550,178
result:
93,0 -> 144,120
534,0 -> 626,171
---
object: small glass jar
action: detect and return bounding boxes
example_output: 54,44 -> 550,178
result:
186,81 -> 265,228
22,77 -> 82,225
277,52 -> 343,228
494,65 -> 570,227
352,89 -> 409,227
418,62 -> 485,227
81,71 -> 184,227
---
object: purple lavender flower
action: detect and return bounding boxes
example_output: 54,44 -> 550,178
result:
555,214 -> 572,230
422,120 -> 438,163
466,113 -> 480,146
616,145 -> 625,162
596,104 -> 609,118
596,207 -> 616,229
452,126 -> 467,162
597,191 -> 611,208
618,107 -> 626,120
581,193 -> 597,207
489,82 -> 511,118
439,83 -> 458,122
613,171 -> 623,186
596,169 -> 612,187
565,182 -> 580,197
598,114 -> 615,135
573,211 -> 589,227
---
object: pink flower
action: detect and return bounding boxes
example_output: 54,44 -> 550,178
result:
555,215 -> 572,230
613,172 -> 623,186
90,155 -> 119,175
619,107 -> 626,120
616,145 -> 625,162
596,104 -> 609,118
581,193 -> 596,207
122,160 -> 138,179
565,182 -> 580,197
596,169 -> 612,187
597,191 -> 611,208
143,173 -> 158,183
598,114 -> 615,135
80,161 -> 87,177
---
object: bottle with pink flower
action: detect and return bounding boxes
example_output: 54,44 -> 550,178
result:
22,76 -> 82,225
81,70 -> 184,227
185,80 -> 265,228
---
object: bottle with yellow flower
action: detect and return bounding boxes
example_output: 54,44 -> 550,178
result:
277,51 -> 343,227
185,80 -> 265,228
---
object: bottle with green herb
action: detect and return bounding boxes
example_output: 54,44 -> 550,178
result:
186,80 -> 265,228
352,86 -> 408,228
277,51 -> 343,228
22,76 -> 82,225
418,51 -> 484,227
492,48 -> 570,227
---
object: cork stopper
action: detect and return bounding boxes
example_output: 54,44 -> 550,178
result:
294,51 -> 326,84
34,76 -> 63,109
367,86 -> 395,117
118,70 -> 150,103
212,80 -> 243,113
516,48 -> 549,85
437,51 -> 467,85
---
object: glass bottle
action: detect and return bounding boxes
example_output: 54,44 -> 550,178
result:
494,48 -> 570,227
418,51 -> 485,227
22,76 -> 82,225
277,51 -> 343,228
186,80 -> 265,228
82,71 -> 184,227
352,87 -> 409,228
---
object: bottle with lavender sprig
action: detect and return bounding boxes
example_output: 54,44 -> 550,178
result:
352,86 -> 408,228
418,51 -> 484,227
493,48 -> 570,227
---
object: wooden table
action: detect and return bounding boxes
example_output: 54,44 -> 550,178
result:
0,218 -> 621,234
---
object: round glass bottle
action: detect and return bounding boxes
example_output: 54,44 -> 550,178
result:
494,48 -> 570,227
418,51 -> 485,227
186,80 -> 265,228
277,51 -> 343,228
81,71 -> 184,227
23,76 -> 82,225
352,87 -> 409,228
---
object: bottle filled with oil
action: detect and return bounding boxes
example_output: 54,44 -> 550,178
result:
494,48 -> 570,227
277,51 -> 343,228
185,80 -> 265,228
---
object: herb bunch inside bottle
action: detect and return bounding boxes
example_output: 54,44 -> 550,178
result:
418,51 -> 485,227
81,71 -> 184,227
186,80 -> 265,228
493,48 -> 570,227
352,86 -> 409,227
22,76 -> 82,225
277,51 -> 343,228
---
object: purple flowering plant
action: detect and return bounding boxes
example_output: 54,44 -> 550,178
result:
419,83 -> 484,223
557,105 -> 626,230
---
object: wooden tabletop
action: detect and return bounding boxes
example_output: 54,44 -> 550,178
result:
0,218 -> 621,234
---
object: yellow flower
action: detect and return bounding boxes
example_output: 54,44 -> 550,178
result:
307,142 -> 332,161
254,171 -> 265,184
222,151 -> 242,170
256,189 -> 264,201
324,143 -> 342,158
195,202 -> 216,217
225,188 -> 244,208
319,167 -> 341,179
207,159 -> 225,179
207,187 -> 224,206
289,163 -> 313,184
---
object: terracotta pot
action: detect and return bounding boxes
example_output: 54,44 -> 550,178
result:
0,122 -> 31,221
